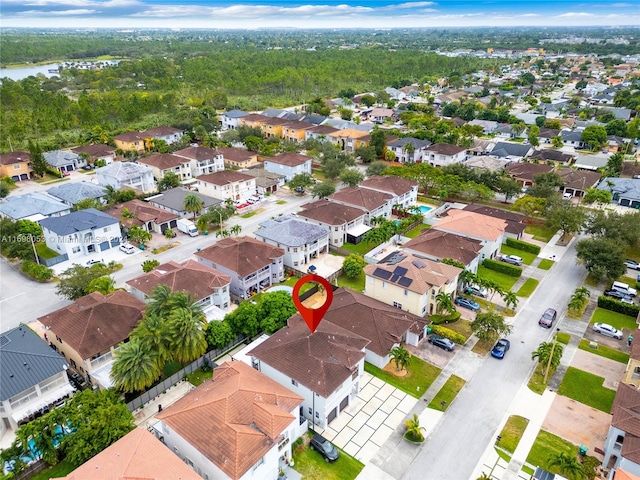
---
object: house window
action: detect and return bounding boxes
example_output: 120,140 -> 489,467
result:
404,289 -> 409,296
352,369 -> 358,380
294,261 -> 299,267
382,282 -> 388,289
308,407 -> 312,415
294,248 -> 298,253
70,359 -> 77,368
103,227 -> 108,233
13,164 -> 20,170
72,246 -> 81,254
315,412 -> 319,418
393,302 -> 402,309
291,379 -> 298,387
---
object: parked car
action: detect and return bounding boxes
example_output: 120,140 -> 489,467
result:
309,433 -> 339,462
119,243 -> 136,254
428,335 -> 455,352
604,289 -> 634,304
307,265 -> 317,274
538,308 -> 557,328
67,371 -> 87,390
612,281 -> 637,297
500,254 -> 523,266
454,296 -> 480,311
562,192 -> 573,200
491,339 -> 511,359
624,259 -> 640,271
82,164 -> 93,171
464,285 -> 487,298
592,323 -> 623,339
85,258 -> 103,267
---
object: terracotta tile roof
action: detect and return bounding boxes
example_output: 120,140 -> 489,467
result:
105,199 -> 178,228
195,236 -> 284,278
425,143 -> 466,156
216,147 -> 256,162
138,153 -> 186,170
143,126 -> 182,137
359,175 -> 418,196
266,152 -> 311,167
262,117 -> 289,126
38,291 -> 145,360
127,260 -> 230,300
614,468 -> 640,480
365,253 -> 461,295
197,170 -> 255,185
462,204 -> 527,237
156,361 -> 303,480
506,162 -> 555,182
404,230 -> 483,265
55,427 -> 201,480
329,128 -> 370,139
328,187 -> 392,211
241,113 -> 270,123
557,168 -> 602,191
433,209 -> 507,242
249,316 -> 369,397
298,199 -> 366,225
0,151 -> 30,166
70,144 -> 116,158
307,125 -> 339,135
622,435 -> 640,466
613,383 -> 640,438
113,131 -> 143,142
173,145 -> 219,161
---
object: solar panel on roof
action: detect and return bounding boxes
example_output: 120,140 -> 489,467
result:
412,259 -> 426,269
394,266 -> 408,276
390,274 -> 400,282
372,268 -> 392,280
398,277 -> 413,287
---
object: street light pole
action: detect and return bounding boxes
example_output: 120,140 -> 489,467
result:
543,328 -> 561,385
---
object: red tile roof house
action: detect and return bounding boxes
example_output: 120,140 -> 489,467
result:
603,383 -> 640,476
403,229 -> 484,273
327,186 -> 394,225
195,236 -> 285,300
248,315 -> 369,430
55,427 -> 201,480
138,152 -> 193,182
127,259 -> 232,315
153,361 -> 304,480
105,199 -> 179,235
359,175 -> 419,210
263,152 -> 312,182
297,199 -> 368,248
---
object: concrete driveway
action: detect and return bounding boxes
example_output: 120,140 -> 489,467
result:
570,349 -> 626,390
407,338 -> 456,369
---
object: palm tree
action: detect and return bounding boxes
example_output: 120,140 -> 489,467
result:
404,413 -> 425,442
183,193 -> 203,222
476,473 -> 491,480
110,338 -> 162,393
165,307 -> 208,363
546,452 -> 585,480
229,224 -> 242,236
370,215 -> 386,227
502,291 -> 519,312
389,345 -> 411,372
483,279 -> 504,303
86,276 -> 117,295
436,292 -> 455,315
133,313 -> 171,367
145,284 -> 173,318
531,341 -> 564,377
216,229 -> 230,239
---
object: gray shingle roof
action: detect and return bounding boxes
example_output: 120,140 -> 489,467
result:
0,192 -> 69,220
0,325 -> 69,401
47,182 -> 107,206
222,109 -> 248,119
95,161 -> 153,181
388,137 -> 431,149
256,215 -> 329,247
43,150 -> 80,167
147,187 -> 221,212
597,178 -> 640,202
39,208 -> 119,235
490,142 -> 532,158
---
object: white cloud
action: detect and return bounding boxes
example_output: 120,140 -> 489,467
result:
18,0 -> 138,6
557,12 -> 595,17
16,8 -> 97,15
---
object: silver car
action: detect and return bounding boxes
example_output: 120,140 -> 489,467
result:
592,323 -> 623,340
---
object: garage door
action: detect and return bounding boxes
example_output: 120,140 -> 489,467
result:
327,407 -> 337,425
339,396 -> 349,412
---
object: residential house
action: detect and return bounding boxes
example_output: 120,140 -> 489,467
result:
260,116 -> 289,139
114,126 -> 183,153
56,427 -> 201,480
71,144 -> 116,166
143,126 -> 184,146
105,199 -> 179,235
468,139 -> 496,157
196,170 -> 257,203
489,142 -> 533,160
329,128 -> 371,153
43,150 -> 84,173
506,162 -> 555,188
387,138 -> 432,163
359,175 -> 419,209
113,131 -> 146,154
0,151 -> 31,181
248,315 -> 368,429
603,383 -> 640,476
138,153 -> 193,182
367,108 -> 395,124
561,130 -> 587,149
154,361 -> 304,480
95,161 -> 156,193
557,168 -> 602,198
263,152 -> 312,181
220,109 -> 249,130
364,251 -> 461,318
281,120 -> 315,143
538,128 -> 561,144
36,291 -> 146,388
195,236 -> 285,300
146,187 -> 222,218
127,259 -> 231,313
597,178 -> 640,209
574,154 -> 609,171
494,124 -> 518,139
623,329 -> 640,389
46,182 -> 107,207
0,325 -> 74,435
39,208 -> 122,261
432,209 -> 508,260
0,192 -> 70,222
403,230 -> 484,273
297,199 -> 368,247
467,119 -> 499,135
528,149 -> 575,164
243,169 -> 285,195
463,204 -> 527,241
216,147 -> 259,169
173,146 -> 225,177
424,143 -> 467,167
305,124 -> 339,142
254,215 -> 329,270
464,155 -> 510,172
327,187 -> 393,225
238,113 -> 271,130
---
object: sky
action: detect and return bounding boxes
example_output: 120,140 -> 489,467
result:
1,0 -> 638,29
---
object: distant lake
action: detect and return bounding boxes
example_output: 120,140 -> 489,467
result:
0,63 -> 61,81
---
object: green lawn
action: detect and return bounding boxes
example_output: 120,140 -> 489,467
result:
241,211 -> 256,218
274,276 -> 315,294
364,356 -> 441,399
427,374 -> 466,411
292,435 -> 364,480
590,307 -> 638,331
500,245 -> 537,265
185,367 -> 213,386
442,319 -> 473,341
524,224 -> 556,242
276,200 -> 287,205
557,367 -> 616,413
537,259 -> 554,270
30,460 -> 75,480
163,360 -> 182,378
578,339 -> 630,364
35,242 -> 59,259
404,224 -> 429,238
620,276 -> 640,288
516,278 -> 539,297
312,169 -> 329,183
477,265 -> 518,292
494,448 -> 512,463
342,242 -> 377,255
497,415 -> 529,454
528,364 -> 546,395
336,273 -> 365,292
556,332 -> 571,345
526,430 -> 579,472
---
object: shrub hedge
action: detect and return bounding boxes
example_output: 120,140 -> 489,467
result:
506,238 -> 541,254
482,258 -> 523,278
21,260 -> 54,282
430,325 -> 466,345
597,295 -> 640,317
429,311 -> 462,325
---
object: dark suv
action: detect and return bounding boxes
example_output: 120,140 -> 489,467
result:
538,308 -> 557,328
309,433 -> 339,462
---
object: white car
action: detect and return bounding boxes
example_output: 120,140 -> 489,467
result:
119,243 -> 136,254
592,323 -> 623,340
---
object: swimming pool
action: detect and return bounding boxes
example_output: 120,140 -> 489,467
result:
418,205 -> 432,214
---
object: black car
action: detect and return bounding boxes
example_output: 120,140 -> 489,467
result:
309,433 -> 339,462
67,371 -> 87,390
428,335 -> 455,352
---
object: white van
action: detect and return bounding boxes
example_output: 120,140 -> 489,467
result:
612,281 -> 637,297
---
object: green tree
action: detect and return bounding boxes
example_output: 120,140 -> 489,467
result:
72,198 -> 103,212
157,172 -> 181,191
575,237 -> 626,281
225,301 -> 260,337
229,224 -> 242,236
127,225 -> 152,246
605,152 -> 624,176
551,136 -> 564,148
340,168 -> 364,187
369,128 -> 386,157
435,292 -> 455,315
56,263 -> 112,300
287,173 -> 314,191
354,145 -> 377,163
259,291 -> 297,334
166,303 -> 208,363
134,313 -> 171,367
581,125 -> 608,151
367,161 -> 388,176
545,119 -> 562,130
568,286 -> 591,315
311,181 -> 336,199
206,320 -> 235,349
404,413 -> 425,442
582,188 -> 612,205
606,119 -> 628,137
529,172 -> 564,199
546,452 -> 585,480
145,284 -> 173,318
343,253 -> 366,278
183,193 -> 203,221
531,341 -> 564,376
545,200 -> 587,241
86,275 -> 116,295
497,177 -> 522,203
390,344 -> 411,372
360,94 -> 376,107
28,140 -> 48,178
512,195 -> 547,220
471,311 -> 512,342
111,337 -> 162,392
502,291 -> 519,312
0,180 -> 10,199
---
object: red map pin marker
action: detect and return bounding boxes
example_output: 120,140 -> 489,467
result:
292,274 -> 333,334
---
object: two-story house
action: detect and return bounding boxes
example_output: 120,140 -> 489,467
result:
359,175 -> 419,210
95,161 -> 156,193
281,120 -> 315,143
43,150 -> 84,173
238,113 -> 271,130
39,208 -> 123,261
114,126 -> 183,153
328,128 -> 371,153
424,143 -> 467,167
403,230 -> 484,274
220,109 -> 249,130
623,328 -> 640,388
505,162 -> 555,189
297,199 -> 368,248
387,138 -> 432,163
105,199 -> 179,235
254,215 -> 329,270
216,147 -> 260,169
364,252 -> 461,317
326,187 -> 393,225
144,126 -> 184,146
196,170 -> 257,203
0,151 -> 32,181
248,316 -> 369,430
154,361 -> 304,480
263,152 -> 312,182
195,236 -> 285,300
138,153 -> 193,182
47,182 -> 107,208
603,383 -> 640,477
0,325 -> 74,435
0,192 -> 70,222
173,146 -> 224,177
71,144 -> 117,166
127,259 -> 231,313
36,291 -> 146,388
305,124 -> 339,142
463,204 -> 527,242
260,116 -> 289,139
243,169 -> 286,195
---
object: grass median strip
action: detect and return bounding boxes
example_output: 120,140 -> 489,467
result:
557,367 -> 616,413
578,339 -> 630,364
497,415 -> 529,453
526,430 -> 579,473
427,374 -> 466,411
537,259 -> 554,270
364,357 -> 441,399
516,278 -> 539,297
